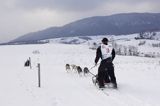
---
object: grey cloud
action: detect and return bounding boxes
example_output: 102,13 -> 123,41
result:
14,0 -> 160,13
16,0 -> 107,11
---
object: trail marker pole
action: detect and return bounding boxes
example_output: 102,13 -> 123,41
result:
29,57 -> 32,69
37,63 -> 41,88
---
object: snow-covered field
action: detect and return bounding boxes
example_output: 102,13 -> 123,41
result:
0,43 -> 160,106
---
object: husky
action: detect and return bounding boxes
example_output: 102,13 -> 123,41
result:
70,64 -> 77,72
65,64 -> 71,72
76,66 -> 82,75
83,67 -> 89,76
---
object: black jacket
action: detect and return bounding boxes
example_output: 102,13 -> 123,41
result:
95,45 -> 115,64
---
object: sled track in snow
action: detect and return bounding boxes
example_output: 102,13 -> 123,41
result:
68,73 -> 154,106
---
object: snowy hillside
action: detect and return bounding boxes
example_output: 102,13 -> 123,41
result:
46,32 -> 160,44
45,32 -> 160,58
0,43 -> 160,106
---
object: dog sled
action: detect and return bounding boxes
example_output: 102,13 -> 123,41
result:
90,72 -> 118,89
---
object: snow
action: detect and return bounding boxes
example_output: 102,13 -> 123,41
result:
0,42 -> 160,106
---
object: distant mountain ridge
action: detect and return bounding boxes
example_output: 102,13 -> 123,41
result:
10,13 -> 160,43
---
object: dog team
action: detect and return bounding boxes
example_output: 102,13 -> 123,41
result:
65,64 -> 89,76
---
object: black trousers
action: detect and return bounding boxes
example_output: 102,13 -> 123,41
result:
97,60 -> 116,86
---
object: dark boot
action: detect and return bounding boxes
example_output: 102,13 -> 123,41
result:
99,85 -> 105,88
112,83 -> 117,89
98,80 -> 105,88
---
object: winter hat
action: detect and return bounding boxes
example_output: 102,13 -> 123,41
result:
102,38 -> 108,43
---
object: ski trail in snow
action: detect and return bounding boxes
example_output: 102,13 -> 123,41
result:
66,71 -> 155,106
103,88 -> 153,106
64,73 -> 121,106
66,73 -> 128,106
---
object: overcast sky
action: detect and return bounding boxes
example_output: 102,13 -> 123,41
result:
0,0 -> 160,43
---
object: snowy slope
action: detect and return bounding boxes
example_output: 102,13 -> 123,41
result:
0,43 -> 160,106
46,32 -> 160,44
